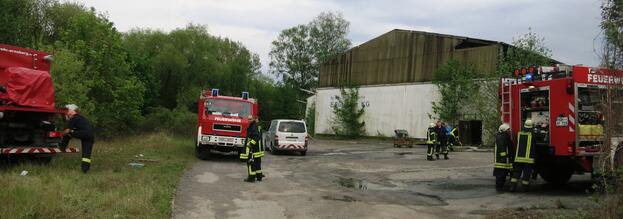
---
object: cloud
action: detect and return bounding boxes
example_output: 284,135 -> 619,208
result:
71,0 -> 604,72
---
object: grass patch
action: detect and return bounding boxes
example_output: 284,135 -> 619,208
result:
0,133 -> 195,218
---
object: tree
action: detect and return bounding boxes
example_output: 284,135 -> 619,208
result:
431,59 -> 479,124
331,86 -> 365,138
601,0 -> 623,69
497,28 -> 554,76
477,29 -> 554,145
269,11 -> 351,92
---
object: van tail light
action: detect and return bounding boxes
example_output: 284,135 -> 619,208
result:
48,131 -> 63,138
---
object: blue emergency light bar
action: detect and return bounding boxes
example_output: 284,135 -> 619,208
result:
212,89 -> 219,96
242,92 -> 249,100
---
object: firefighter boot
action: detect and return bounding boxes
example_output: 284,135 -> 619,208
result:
427,156 -> 434,161
444,154 -> 449,160
436,154 -> 440,160
522,181 -> 530,192
509,178 -> 518,192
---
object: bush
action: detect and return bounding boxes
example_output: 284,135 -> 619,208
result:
330,86 -> 365,138
140,107 -> 196,136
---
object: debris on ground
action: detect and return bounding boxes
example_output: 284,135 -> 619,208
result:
128,162 -> 145,168
19,170 -> 28,176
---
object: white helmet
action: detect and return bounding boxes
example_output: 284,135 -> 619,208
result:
498,123 -> 510,132
65,104 -> 79,112
524,119 -> 534,129
429,123 -> 435,128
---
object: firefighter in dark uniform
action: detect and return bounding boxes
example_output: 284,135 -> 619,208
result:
509,119 -> 537,192
435,121 -> 449,160
240,115 -> 265,182
60,104 -> 95,173
426,123 -> 437,161
494,123 -> 514,191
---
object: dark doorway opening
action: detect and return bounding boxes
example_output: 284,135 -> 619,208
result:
458,120 -> 482,146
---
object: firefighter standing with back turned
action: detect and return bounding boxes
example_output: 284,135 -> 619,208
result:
240,115 -> 265,182
509,119 -> 537,192
494,123 -> 514,191
426,123 -> 437,161
435,121 -> 449,160
60,104 -> 95,173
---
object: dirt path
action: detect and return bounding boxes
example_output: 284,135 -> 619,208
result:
173,139 -> 593,218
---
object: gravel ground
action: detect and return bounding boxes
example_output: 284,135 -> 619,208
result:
173,139 -> 594,219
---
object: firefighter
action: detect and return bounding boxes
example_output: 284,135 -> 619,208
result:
436,121 -> 449,160
60,104 -> 95,173
426,123 -> 437,161
509,119 -> 537,192
448,125 -> 461,151
240,115 -> 265,182
494,123 -> 513,191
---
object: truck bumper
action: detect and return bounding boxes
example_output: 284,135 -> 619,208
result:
199,135 -> 245,148
1,147 -> 79,154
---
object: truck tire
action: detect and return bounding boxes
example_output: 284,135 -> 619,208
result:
538,165 -> 573,185
300,151 -> 307,156
195,145 -> 211,160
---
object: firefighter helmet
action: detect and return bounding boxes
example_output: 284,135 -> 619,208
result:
524,119 -> 534,129
498,123 -> 510,132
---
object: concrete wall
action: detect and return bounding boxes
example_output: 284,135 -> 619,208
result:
311,83 -> 440,139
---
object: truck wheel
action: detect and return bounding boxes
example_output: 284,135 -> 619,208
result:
300,151 -> 307,156
539,166 -> 573,185
195,145 -> 211,160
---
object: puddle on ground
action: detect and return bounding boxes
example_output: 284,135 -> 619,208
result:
432,182 -> 491,191
321,195 -> 358,202
336,177 -> 368,190
394,152 -> 414,156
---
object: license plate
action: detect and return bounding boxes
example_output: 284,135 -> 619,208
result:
219,137 -> 234,143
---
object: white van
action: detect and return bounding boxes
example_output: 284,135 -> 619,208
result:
263,119 -> 309,156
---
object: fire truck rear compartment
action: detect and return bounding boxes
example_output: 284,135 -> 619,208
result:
0,111 -> 60,147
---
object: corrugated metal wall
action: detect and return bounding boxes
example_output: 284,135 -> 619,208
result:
319,29 -> 503,87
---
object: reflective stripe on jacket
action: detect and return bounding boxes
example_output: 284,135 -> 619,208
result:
515,131 -> 535,164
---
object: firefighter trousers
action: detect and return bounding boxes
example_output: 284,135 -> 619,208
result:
246,157 -> 263,180
426,144 -> 435,159
511,162 -> 533,188
61,136 -> 94,173
435,142 -> 449,158
493,168 -> 510,189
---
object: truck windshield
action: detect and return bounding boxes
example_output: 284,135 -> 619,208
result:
278,122 -> 306,133
205,99 -> 251,117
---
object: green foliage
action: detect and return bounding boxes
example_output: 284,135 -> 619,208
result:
496,28 -> 554,76
0,0 -> 304,138
431,59 -> 480,123
601,0 -> 623,69
269,11 -> 351,115
476,29 -> 554,146
330,86 -> 365,137
140,107 -> 196,136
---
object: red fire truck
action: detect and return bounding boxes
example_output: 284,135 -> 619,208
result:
195,89 -> 259,159
0,44 -> 79,163
500,65 -> 623,184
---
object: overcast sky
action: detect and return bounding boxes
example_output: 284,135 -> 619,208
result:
70,0 -> 605,73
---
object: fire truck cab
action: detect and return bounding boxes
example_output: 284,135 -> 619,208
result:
195,89 -> 259,160
500,65 -> 623,184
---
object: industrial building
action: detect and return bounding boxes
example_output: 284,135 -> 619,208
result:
309,29 -> 512,144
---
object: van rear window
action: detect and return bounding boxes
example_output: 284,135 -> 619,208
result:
278,122 -> 306,133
